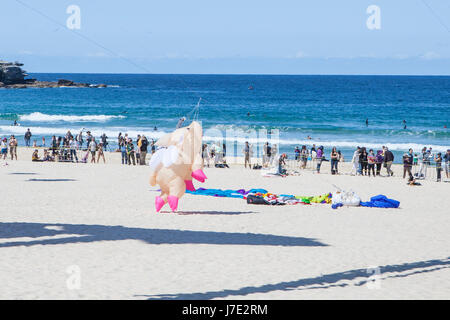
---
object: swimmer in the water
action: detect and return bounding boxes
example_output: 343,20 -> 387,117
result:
307,135 -> 312,140
154,126 -> 157,131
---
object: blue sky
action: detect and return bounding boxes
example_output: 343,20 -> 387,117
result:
1,0 -> 450,74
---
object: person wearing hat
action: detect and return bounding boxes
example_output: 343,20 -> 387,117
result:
403,150 -> 413,180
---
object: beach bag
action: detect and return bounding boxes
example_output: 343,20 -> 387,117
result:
246,195 -> 269,205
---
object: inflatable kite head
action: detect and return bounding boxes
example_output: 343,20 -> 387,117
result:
149,121 -> 207,212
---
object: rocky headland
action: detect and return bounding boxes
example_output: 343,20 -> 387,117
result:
0,60 -> 107,89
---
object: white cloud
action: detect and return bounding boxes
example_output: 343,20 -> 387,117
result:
420,51 -> 440,60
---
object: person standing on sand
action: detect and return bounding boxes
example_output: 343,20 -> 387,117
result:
202,143 -> 210,168
136,135 -> 141,164
316,146 -> 324,173
1,138 -> 8,160
76,131 -> 83,148
127,138 -> 136,166
375,150 -> 383,176
417,147 -> 429,179
384,147 -> 395,176
359,147 -> 368,175
120,138 -> 127,165
330,147 -> 339,174
300,145 -> 308,169
243,141 -> 251,169
89,138 -> 97,163
69,137 -> 78,162
403,149 -> 413,180
9,135 -> 18,160
350,147 -> 360,175
444,149 -> 450,179
367,149 -> 376,177
97,142 -> 106,163
435,153 -> 443,182
139,135 -> 148,165
24,129 -> 32,147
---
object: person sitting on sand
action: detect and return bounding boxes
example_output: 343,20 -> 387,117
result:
277,153 -> 287,175
32,149 -> 41,162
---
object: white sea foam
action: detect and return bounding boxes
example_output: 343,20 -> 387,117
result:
1,125 -> 448,152
19,112 -> 125,122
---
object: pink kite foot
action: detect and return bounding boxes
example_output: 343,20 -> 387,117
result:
192,169 -> 207,183
155,196 -> 165,213
185,180 -> 196,192
167,195 -> 179,212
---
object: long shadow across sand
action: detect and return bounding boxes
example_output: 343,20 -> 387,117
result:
0,222 -> 327,248
139,257 -> 450,299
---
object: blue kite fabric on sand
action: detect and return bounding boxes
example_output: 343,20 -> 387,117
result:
186,188 -> 268,198
360,195 -> 400,208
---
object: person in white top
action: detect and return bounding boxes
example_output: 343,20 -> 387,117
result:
89,138 -> 97,163
69,138 -> 79,162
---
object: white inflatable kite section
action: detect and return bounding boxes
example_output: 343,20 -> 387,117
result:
149,146 -> 179,172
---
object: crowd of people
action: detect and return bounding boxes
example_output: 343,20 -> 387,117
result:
1,129 -> 449,183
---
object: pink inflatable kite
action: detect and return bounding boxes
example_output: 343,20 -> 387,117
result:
149,121 -> 207,212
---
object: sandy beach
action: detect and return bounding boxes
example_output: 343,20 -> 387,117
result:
0,147 -> 449,299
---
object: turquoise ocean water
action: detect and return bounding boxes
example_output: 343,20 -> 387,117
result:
1,73 -> 449,162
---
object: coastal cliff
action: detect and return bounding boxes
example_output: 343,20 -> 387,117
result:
0,60 -> 107,88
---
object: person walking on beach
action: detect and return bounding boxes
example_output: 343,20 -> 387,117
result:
330,147 -> 339,174
316,146 -> 324,173
435,153 -> 443,182
24,129 -> 32,147
1,138 -> 8,160
367,149 -> 376,177
9,135 -> 18,160
384,147 -> 395,176
97,142 -> 106,163
127,139 -> 136,165
88,138 -> 97,163
139,135 -> 148,165
243,141 -> 251,169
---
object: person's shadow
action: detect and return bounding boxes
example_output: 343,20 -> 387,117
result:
0,222 -> 328,248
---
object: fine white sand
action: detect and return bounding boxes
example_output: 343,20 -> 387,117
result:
0,147 -> 449,299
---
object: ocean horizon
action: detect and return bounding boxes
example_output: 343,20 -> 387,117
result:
1,73 -> 449,163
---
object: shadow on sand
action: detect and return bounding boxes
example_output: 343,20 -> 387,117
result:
0,222 -> 327,248
138,257 -> 450,299
27,178 -> 76,182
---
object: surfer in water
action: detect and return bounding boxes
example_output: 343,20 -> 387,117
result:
176,117 -> 186,129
